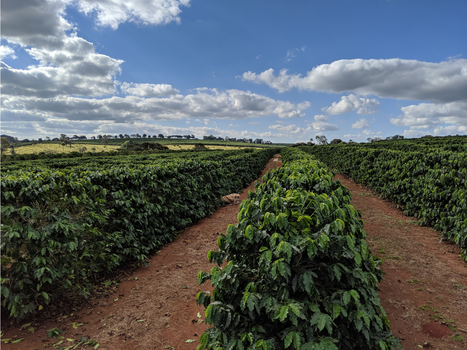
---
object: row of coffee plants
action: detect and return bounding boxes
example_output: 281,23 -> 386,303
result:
196,148 -> 401,350
1,148 -> 279,320
0,147 -> 236,172
302,145 -> 467,261
348,136 -> 467,153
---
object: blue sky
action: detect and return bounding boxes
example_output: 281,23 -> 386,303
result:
1,0 -> 467,143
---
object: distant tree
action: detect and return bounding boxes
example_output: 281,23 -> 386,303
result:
124,134 -> 130,138
1,137 -> 10,154
158,134 -> 164,139
45,137 -> 50,141
91,136 -> 96,140
97,135 -> 102,140
102,135 -> 108,147
367,137 -> 372,143
136,133 -> 141,138
119,134 -> 124,139
152,135 -> 157,138
142,134 -> 147,138
91,147 -> 96,152
315,135 -> 328,145
38,138 -> 43,143
330,139 -> 343,144
78,146 -> 87,154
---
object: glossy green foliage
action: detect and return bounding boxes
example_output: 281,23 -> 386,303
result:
196,148 -> 401,350
0,148 -> 279,320
302,143 -> 467,262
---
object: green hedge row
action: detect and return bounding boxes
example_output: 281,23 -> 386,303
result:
301,145 -> 467,261
1,148 -> 278,320
196,148 -> 401,350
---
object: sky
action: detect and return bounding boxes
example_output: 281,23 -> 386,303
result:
1,0 -> 467,143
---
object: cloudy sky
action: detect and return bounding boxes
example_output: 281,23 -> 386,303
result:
1,0 -> 466,143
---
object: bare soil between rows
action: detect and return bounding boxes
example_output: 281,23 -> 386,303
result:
2,158 -> 466,350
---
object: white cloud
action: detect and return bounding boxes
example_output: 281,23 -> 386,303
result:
310,122 -> 339,132
343,129 -> 382,140
285,46 -> 306,62
322,94 -> 379,115
351,118 -> 370,129
1,0 -> 73,49
362,129 -> 381,136
121,83 -> 179,97
433,125 -> 467,135
390,101 -> 467,128
268,124 -> 312,135
313,114 -> 328,121
0,46 -> 17,60
73,0 -> 191,30
242,58 -> 467,103
2,89 -> 311,123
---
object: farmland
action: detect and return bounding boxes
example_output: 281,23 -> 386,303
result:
3,142 -> 252,155
1,142 -> 466,350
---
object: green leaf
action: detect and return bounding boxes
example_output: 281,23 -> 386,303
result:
279,305 -> 289,322
332,265 -> 341,281
289,303 -> 300,317
343,291 -> 351,305
317,313 -> 327,331
186,339 -> 196,343
332,304 -> 341,319
349,289 -> 359,302
284,331 -> 294,348
293,332 -> 301,350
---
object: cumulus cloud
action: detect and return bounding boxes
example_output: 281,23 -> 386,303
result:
73,0 -> 191,30
0,46 -> 17,60
351,118 -> 370,129
390,101 -> 467,136
1,0 -> 73,49
268,124 -> 312,135
2,89 -> 311,123
242,58 -> 467,103
1,0 -> 124,99
322,94 -> 379,115
121,83 -> 179,97
390,101 -> 467,128
343,129 -> 382,139
310,122 -> 339,132
313,114 -> 328,121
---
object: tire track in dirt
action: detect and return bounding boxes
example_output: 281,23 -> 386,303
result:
334,173 -> 467,350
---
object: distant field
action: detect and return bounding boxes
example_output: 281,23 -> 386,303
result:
7,143 -> 120,154
165,144 -> 248,150
7,142 -> 248,154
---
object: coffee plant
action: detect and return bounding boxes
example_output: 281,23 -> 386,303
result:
302,140 -> 467,261
1,148 -> 279,320
196,148 -> 401,350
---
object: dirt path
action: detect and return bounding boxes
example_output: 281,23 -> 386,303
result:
2,160 -> 466,350
334,174 -> 467,350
